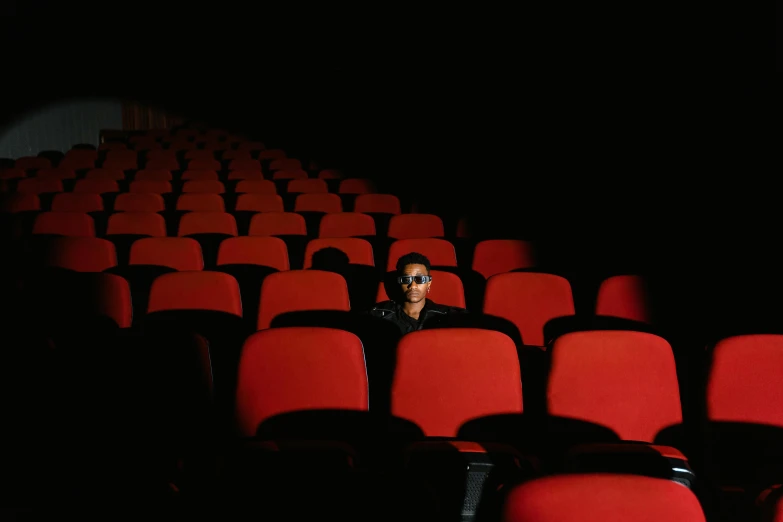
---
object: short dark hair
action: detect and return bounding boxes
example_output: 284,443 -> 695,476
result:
396,252 -> 431,274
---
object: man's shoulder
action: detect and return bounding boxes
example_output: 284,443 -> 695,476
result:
425,300 -> 468,315
369,300 -> 397,317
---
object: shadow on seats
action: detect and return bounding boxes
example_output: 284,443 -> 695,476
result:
309,247 -> 379,311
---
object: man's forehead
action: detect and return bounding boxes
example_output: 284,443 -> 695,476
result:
402,264 -> 428,275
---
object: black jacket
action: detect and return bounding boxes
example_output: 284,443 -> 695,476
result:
368,299 -> 468,335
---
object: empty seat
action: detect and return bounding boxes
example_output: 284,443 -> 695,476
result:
135,169 -> 173,182
146,150 -> 178,162
388,214 -> 444,239
182,169 -> 219,181
392,328 -> 522,437
236,141 -> 266,153
353,194 -> 401,214
17,178 -> 64,194
178,212 -> 238,236
386,238 -> 458,271
64,149 -> 98,163
129,180 -> 172,194
85,168 -> 125,181
106,149 -> 138,163
707,334 -> 783,427
235,327 -> 368,436
304,238 -> 375,267
32,212 -> 95,237
114,193 -> 166,212
472,240 -> 536,279
235,180 -> 276,194
376,269 -> 466,308
51,193 -> 104,213
501,474 -> 706,522
182,180 -> 225,193
548,330 -> 682,442
483,272 -> 575,346
259,149 -> 287,161
288,179 -> 328,194
235,194 -> 284,212
176,194 -> 225,211
229,159 -> 262,171
595,275 -> 652,323
15,157 -> 51,170
338,179 -> 376,194
129,237 -> 204,271
35,168 -> 76,180
294,193 -> 342,213
73,179 -> 120,194
148,271 -> 242,317
257,270 -> 351,329
106,212 -> 167,237
44,237 -> 117,272
319,212 -> 376,238
272,169 -> 308,181
249,212 -> 307,236
217,237 -> 290,271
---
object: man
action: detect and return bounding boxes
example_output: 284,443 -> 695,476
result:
369,252 -> 467,335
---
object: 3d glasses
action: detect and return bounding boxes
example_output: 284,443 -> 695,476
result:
397,275 -> 432,285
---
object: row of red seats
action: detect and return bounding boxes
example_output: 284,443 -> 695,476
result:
16,209 -> 450,238
3,175 -> 374,194
26,262 -> 648,345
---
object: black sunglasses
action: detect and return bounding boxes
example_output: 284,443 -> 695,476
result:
397,275 -> 432,285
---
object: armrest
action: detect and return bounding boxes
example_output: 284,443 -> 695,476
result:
565,442 -> 695,488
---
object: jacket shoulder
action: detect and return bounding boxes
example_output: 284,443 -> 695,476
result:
369,300 -> 397,316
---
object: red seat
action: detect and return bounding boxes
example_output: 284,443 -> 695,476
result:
257,270 -> 350,329
391,328 -> 522,437
483,272 -> 574,347
178,212 -> 238,236
501,474 -> 706,522
51,193 -> 104,213
45,237 -> 117,272
85,168 -> 125,181
472,240 -> 536,279
318,212 -> 376,237
548,330 -> 682,442
388,214 -> 444,239
259,149 -> 287,161
129,237 -> 203,271
235,180 -> 276,194
176,194 -> 225,211
15,157 -> 51,170
148,271 -> 242,316
235,327 -> 368,436
228,170 -> 265,181
217,236 -> 290,271
0,193 -> 39,212
294,193 -> 342,213
338,179 -> 376,194
106,212 -> 167,237
228,159 -> 262,171
17,178 -> 64,194
249,212 -> 307,236
32,212 -> 95,237
235,194 -> 284,212
114,193 -> 166,212
35,168 -> 76,181
595,275 -> 652,323
353,194 -> 401,214
144,158 -> 180,171
268,158 -> 300,171
272,169 -> 307,181
386,238 -> 458,271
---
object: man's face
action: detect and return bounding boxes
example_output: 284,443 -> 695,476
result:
399,263 -> 431,304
